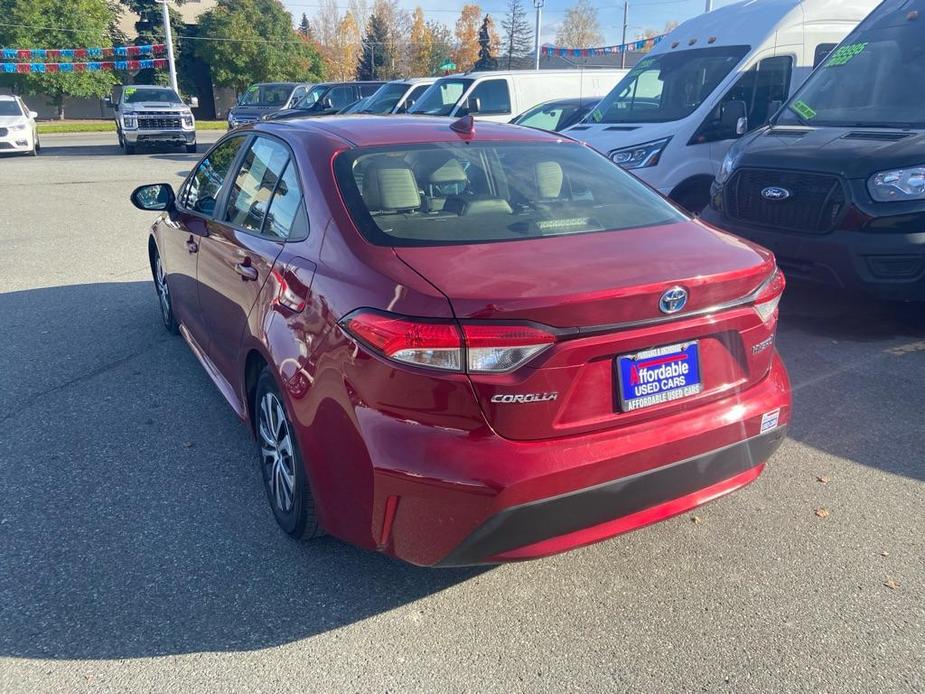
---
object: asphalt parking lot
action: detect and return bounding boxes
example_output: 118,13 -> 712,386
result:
0,132 -> 923,693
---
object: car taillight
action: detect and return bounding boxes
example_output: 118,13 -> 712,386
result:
753,269 -> 785,323
339,310 -> 557,373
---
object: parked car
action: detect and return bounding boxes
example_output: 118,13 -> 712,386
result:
702,0 -> 925,302
107,85 -> 198,155
349,78 -> 436,114
511,97 -> 601,132
263,81 -> 385,120
227,82 -> 314,129
566,0 -> 879,212
130,115 -> 791,566
0,95 -> 39,156
409,69 -> 626,124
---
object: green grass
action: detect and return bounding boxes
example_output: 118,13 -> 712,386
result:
37,120 -> 227,134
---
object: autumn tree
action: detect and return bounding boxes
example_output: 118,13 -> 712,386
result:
328,11 -> 361,81
408,7 -> 433,76
555,0 -> 603,48
474,15 -> 499,71
197,0 -> 324,94
500,0 -> 533,69
454,4 -> 481,72
0,0 -> 119,119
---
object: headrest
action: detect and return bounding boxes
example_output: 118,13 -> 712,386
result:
428,159 -> 468,185
534,161 -> 563,200
361,159 -> 420,212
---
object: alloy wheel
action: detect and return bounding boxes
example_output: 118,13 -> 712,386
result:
154,255 -> 171,326
258,392 -> 296,514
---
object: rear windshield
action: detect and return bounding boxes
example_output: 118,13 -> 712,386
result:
334,141 -> 686,246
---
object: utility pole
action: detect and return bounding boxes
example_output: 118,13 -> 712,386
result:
533,0 -> 544,70
705,0 -> 713,12
621,2 -> 628,69
158,0 -> 179,93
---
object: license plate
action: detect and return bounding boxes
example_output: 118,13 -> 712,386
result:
616,341 -> 703,412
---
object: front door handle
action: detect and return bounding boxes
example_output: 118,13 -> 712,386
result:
235,261 -> 258,281
185,236 -> 198,254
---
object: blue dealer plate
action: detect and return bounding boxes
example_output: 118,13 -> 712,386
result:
616,341 -> 703,412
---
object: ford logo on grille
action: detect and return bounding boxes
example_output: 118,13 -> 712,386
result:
761,186 -> 792,201
659,286 -> 688,315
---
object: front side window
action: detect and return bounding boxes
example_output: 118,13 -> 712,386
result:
123,87 -> 181,104
778,13 -> 925,128
294,85 -> 328,109
465,79 -> 511,115
224,137 -> 290,233
409,79 -> 473,116
700,55 -> 793,142
319,85 -> 355,111
334,141 -> 686,246
588,46 -> 750,124
181,136 -> 246,216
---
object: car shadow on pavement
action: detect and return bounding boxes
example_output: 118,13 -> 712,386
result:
0,281 -> 486,661
776,282 -> 925,482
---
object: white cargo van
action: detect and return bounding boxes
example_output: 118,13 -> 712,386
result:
566,0 -> 878,211
409,69 -> 627,124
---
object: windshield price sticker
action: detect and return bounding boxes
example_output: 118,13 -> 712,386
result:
790,100 -> 817,120
825,42 -> 869,67
123,86 -> 136,96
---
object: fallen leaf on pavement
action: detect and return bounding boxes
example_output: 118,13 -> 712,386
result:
691,515 -> 702,524
814,507 -> 830,519
884,578 -> 898,590
816,475 -> 830,484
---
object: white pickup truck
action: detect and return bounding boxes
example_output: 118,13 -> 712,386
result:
107,85 -> 198,155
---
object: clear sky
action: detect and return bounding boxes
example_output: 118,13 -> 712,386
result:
282,0 -> 739,47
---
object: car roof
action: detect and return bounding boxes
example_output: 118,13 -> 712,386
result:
259,114 -> 567,148
0,95 -> 17,101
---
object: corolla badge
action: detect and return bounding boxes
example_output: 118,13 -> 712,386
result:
659,286 -> 688,315
761,186 -> 792,201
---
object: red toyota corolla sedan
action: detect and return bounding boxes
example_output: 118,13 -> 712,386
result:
130,115 -> 791,566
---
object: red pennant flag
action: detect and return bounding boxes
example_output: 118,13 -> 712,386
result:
101,61 -> 114,71
47,49 -> 60,60
46,63 -> 60,73
17,49 -> 30,60
16,63 -> 29,73
75,48 -> 87,58
127,46 -> 140,57
154,44 -> 165,54
74,62 -> 86,72
127,60 -> 140,70
153,58 -> 167,68
101,47 -> 113,58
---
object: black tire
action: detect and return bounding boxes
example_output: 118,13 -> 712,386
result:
185,142 -> 198,154
124,142 -> 136,155
30,139 -> 39,156
255,368 -> 322,540
152,249 -> 180,335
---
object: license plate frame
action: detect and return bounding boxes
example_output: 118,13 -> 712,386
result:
615,341 -> 703,412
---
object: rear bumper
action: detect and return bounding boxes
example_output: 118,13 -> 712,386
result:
362,352 -> 791,566
701,207 -> 925,302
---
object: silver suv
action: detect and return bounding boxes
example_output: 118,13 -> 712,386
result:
108,85 -> 198,155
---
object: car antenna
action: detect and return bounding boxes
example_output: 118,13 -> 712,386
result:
450,114 -> 475,136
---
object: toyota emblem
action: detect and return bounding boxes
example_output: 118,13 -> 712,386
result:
659,286 -> 689,315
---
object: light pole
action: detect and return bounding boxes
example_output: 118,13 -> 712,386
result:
621,2 -> 629,68
533,0 -> 544,70
705,0 -> 713,12
157,0 -> 179,93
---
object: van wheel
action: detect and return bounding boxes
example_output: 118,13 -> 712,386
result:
124,143 -> 136,155
255,369 -> 323,541
185,142 -> 197,154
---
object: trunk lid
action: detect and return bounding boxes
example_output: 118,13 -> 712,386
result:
396,221 -> 779,441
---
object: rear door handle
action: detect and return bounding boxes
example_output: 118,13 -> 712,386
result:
185,237 -> 198,254
235,262 -> 258,281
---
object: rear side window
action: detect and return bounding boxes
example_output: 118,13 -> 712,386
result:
264,162 -> 306,240
224,137 -> 290,232
326,85 -> 355,110
467,79 -> 511,115
334,142 -> 686,246
181,136 -> 246,216
359,83 -> 381,97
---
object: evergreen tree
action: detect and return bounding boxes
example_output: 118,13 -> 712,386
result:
299,12 -> 313,39
474,15 -> 498,71
357,11 -> 390,80
500,0 -> 533,69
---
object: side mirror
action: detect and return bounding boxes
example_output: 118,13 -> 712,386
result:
28,110 -> 38,119
131,183 -> 176,212
465,96 -> 481,115
321,96 -> 334,110
188,96 -> 199,109
736,116 -> 749,136
720,99 -> 747,137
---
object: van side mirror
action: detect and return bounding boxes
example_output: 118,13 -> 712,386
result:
188,96 -> 199,109
721,100 -> 748,137
131,183 -> 176,212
